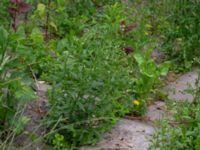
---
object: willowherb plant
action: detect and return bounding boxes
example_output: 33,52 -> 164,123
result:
8,0 -> 31,31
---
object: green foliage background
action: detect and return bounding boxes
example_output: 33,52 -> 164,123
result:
0,0 -> 173,149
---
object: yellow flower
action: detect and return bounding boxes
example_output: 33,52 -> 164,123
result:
132,99 -> 140,106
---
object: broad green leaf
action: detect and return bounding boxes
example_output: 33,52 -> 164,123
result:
140,61 -> 157,78
37,3 -> 46,16
134,52 -> 144,65
50,21 -> 58,31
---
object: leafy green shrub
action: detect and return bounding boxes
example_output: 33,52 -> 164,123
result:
0,26 -> 35,134
43,2 -> 170,148
45,16 -> 134,147
0,1 -> 170,149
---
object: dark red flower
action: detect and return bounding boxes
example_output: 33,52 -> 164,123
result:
125,23 -> 137,33
18,2 -> 31,13
8,0 -> 32,32
120,20 -> 126,32
120,20 -> 137,33
120,20 -> 126,26
122,46 -> 134,55
8,0 -> 31,16
8,7 -> 17,17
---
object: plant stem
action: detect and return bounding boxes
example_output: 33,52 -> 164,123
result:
12,11 -> 17,32
45,0 -> 51,42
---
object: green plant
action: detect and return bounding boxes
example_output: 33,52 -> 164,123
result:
52,133 -> 66,150
0,26 -> 35,148
45,22 -> 134,147
8,0 -> 32,32
0,0 -> 9,27
132,50 -> 170,115
150,71 -> 200,150
149,0 -> 200,71
0,1 -> 172,149
42,2 -> 170,148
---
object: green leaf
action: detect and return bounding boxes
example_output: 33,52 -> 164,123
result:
56,0 -> 65,7
50,21 -> 58,31
12,116 -> 30,134
195,135 -> 200,150
140,61 -> 157,78
0,26 -> 8,51
159,61 -> 171,76
30,28 -> 44,44
134,52 -> 144,65
15,86 -> 36,103
37,3 -> 46,16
